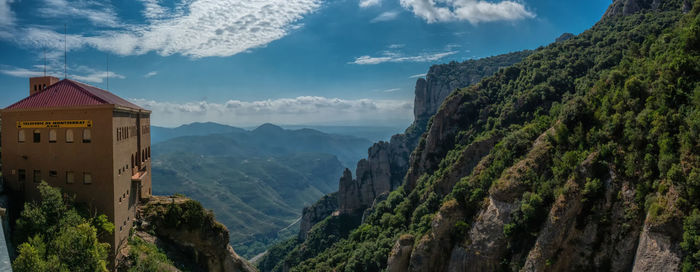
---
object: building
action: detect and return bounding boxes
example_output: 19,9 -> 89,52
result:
0,76 -> 152,260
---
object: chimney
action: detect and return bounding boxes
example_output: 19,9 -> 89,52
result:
29,76 -> 60,96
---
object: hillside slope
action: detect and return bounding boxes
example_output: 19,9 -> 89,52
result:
264,0 -> 699,271
257,51 -> 533,271
152,124 -> 372,258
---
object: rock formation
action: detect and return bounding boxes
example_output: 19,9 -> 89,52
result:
298,193 -> 338,240
135,196 -> 257,272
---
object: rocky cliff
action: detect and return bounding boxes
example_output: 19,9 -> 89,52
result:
335,50 -> 533,221
129,196 -> 257,272
270,0 -> 699,271
258,49 -> 532,272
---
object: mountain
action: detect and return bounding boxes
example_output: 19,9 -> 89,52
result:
256,50 -> 533,270
258,1 -> 699,271
279,125 -> 405,142
151,124 -> 374,258
153,123 -> 373,170
151,122 -> 246,144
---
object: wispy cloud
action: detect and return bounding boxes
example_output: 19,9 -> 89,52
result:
382,88 -> 401,93
0,0 -> 15,27
399,0 -> 535,24
1,63 -> 124,84
1,0 -> 323,58
408,73 -> 426,78
38,0 -> 121,27
72,71 -> 125,83
131,96 -> 413,127
359,0 -> 381,8
0,67 -> 44,78
388,44 -> 405,49
350,51 -> 457,65
371,10 -> 400,23
144,71 -> 158,78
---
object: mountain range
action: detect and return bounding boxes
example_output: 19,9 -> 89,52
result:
150,123 -> 374,258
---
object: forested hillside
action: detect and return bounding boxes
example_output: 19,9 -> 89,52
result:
152,124 -> 372,258
260,0 -> 699,271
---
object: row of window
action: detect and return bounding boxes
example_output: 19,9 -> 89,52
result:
17,169 -> 92,184
18,129 -> 91,143
116,126 -> 137,141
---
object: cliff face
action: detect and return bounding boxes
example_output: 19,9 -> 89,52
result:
298,193 -> 338,240
257,50 -> 532,272
334,50 -> 533,221
272,1 -> 699,271
134,196 -> 257,272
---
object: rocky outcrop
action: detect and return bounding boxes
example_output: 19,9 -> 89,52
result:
386,234 -> 415,272
631,226 -> 682,272
338,133 -> 414,215
334,51 -> 532,219
136,196 -> 257,272
408,200 -> 464,272
298,193 -> 337,240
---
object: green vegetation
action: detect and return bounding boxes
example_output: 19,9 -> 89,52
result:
261,2 -> 699,271
125,236 -> 174,272
12,182 -> 114,272
152,124 -> 373,258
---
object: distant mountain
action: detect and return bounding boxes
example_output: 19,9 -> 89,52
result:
279,125 -> 405,142
151,124 -> 374,258
151,122 -> 246,143
153,123 -> 372,170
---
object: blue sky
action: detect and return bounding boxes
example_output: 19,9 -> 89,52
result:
0,0 -> 611,127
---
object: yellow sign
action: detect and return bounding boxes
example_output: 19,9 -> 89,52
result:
17,120 -> 93,128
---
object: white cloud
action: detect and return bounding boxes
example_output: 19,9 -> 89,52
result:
399,0 -> 535,24
350,51 -> 457,65
408,73 -> 426,78
371,11 -> 400,23
0,63 -> 124,83
38,0 -> 121,27
0,67 -> 44,78
382,88 -> 401,92
388,44 -> 405,49
144,71 -> 158,78
359,0 -> 381,8
71,71 -> 125,83
0,0 -> 14,27
131,96 -> 414,127
3,0 -> 323,58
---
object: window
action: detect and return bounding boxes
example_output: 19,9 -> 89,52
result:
82,129 -> 92,143
66,129 -> 74,143
49,129 -> 57,143
33,170 -> 41,183
33,130 -> 41,143
18,169 -> 26,182
66,171 -> 75,184
49,170 -> 57,177
83,173 -> 92,184
18,130 -> 25,142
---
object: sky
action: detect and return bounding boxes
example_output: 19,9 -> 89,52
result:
0,0 -> 611,127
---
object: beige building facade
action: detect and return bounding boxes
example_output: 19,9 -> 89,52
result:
0,76 -> 152,260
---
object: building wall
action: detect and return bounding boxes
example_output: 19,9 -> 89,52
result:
0,105 -> 152,258
111,109 -> 151,252
1,106 -> 116,220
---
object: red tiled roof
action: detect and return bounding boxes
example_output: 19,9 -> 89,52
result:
5,79 -> 144,110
